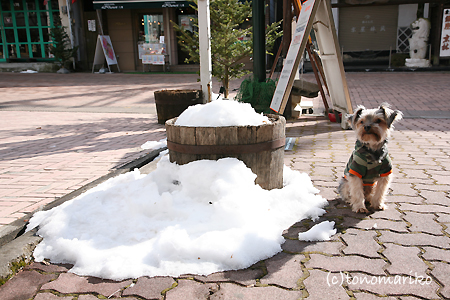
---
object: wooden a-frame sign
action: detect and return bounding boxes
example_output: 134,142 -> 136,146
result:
92,35 -> 120,73
270,0 -> 353,128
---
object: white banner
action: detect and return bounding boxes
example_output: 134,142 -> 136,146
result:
440,9 -> 450,57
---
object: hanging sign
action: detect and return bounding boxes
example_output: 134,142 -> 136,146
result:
270,0 -> 353,127
440,9 -> 450,57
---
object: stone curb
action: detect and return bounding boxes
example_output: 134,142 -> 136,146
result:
0,147 -> 167,280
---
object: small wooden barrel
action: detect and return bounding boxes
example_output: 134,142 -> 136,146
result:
165,114 -> 285,190
154,89 -> 203,125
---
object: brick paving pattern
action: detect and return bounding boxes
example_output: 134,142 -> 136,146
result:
0,71 -> 449,299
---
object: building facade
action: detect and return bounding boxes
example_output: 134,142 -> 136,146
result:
1,0 -> 449,71
88,0 -> 196,71
331,1 -> 446,65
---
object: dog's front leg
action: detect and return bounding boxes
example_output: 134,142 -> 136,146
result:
370,175 -> 391,210
347,175 -> 369,213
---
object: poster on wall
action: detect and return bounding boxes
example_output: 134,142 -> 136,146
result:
180,16 -> 193,31
440,9 -> 450,57
88,20 -> 96,32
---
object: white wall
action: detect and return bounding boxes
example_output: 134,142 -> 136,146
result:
398,4 -> 418,27
58,0 -> 70,29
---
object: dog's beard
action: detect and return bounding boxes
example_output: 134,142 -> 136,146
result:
360,131 -> 381,142
356,128 -> 388,151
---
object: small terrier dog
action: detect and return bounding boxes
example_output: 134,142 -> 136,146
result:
338,103 -> 402,213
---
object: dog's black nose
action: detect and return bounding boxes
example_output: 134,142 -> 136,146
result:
364,125 -> 371,132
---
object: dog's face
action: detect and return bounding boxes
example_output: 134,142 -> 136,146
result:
347,103 -> 402,150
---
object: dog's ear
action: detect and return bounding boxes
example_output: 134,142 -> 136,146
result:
387,110 -> 403,128
377,103 -> 389,119
378,103 -> 402,128
348,106 -> 365,128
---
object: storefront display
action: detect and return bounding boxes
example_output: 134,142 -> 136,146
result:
139,42 -> 167,66
138,14 -> 167,67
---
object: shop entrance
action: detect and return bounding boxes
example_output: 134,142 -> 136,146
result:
137,13 -> 167,70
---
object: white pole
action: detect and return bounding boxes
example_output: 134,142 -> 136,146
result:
66,0 -> 75,69
197,0 -> 212,103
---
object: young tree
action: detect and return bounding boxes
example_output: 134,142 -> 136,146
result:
172,0 -> 282,98
48,14 -> 78,71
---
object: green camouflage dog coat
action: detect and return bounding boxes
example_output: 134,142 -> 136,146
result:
344,141 -> 392,186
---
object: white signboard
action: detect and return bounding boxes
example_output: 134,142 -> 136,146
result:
270,0 -> 317,113
312,0 -> 352,117
440,9 -> 450,57
92,35 -> 120,72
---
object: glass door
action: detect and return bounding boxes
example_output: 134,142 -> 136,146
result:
137,14 -> 166,68
139,14 -> 164,43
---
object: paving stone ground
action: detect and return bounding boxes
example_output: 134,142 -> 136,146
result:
0,71 -> 449,299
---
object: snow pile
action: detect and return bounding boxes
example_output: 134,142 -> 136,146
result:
141,138 -> 167,150
27,157 -> 328,280
298,221 -> 336,242
175,99 -> 270,127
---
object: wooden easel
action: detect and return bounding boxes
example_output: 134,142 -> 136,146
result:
269,0 -> 329,112
270,0 -> 353,128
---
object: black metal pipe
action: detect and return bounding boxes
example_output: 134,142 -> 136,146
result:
253,0 -> 266,82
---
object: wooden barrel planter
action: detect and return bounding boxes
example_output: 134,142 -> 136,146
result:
154,89 -> 203,125
165,114 -> 286,190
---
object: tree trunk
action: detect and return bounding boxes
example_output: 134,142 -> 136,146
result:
223,68 -> 230,99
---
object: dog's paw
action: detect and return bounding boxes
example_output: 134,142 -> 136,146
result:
352,205 -> 369,214
371,203 -> 387,211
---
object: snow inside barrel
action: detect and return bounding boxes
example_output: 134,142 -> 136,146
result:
165,101 -> 286,190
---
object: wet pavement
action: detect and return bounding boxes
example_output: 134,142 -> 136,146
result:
0,71 -> 449,299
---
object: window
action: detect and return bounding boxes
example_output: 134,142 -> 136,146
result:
139,14 -> 164,43
0,0 -> 59,61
